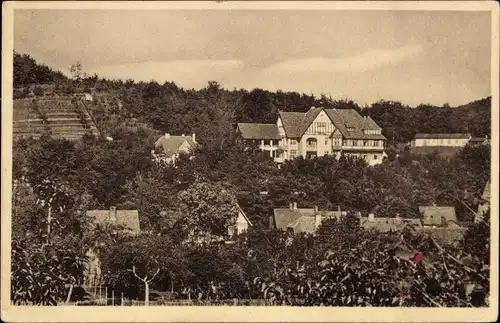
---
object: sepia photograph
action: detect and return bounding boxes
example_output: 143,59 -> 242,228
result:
1,1 -> 498,322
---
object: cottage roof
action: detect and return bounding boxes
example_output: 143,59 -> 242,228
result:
237,123 -> 280,140
278,108 -> 386,140
272,207 -> 342,234
419,206 -> 457,226
154,135 -> 197,158
361,217 -> 422,232
414,133 -> 471,139
86,209 -> 140,234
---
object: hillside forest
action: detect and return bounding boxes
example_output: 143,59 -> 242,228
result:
11,53 -> 492,306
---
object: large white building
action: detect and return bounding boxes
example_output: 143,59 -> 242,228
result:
237,107 -> 387,166
411,133 -> 471,147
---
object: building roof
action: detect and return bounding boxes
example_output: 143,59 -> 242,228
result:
86,209 -> 140,234
278,108 -> 386,140
419,206 -> 457,226
237,123 -> 280,140
468,137 -> 489,143
361,217 -> 422,232
325,109 -> 386,140
414,133 -> 471,139
154,134 -> 197,158
278,111 -> 307,138
272,207 -> 342,234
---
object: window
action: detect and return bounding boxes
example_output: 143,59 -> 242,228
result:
290,139 -> 297,145
373,154 -> 378,160
306,138 -> 317,148
290,150 -> 297,159
362,154 -> 368,160
317,122 -> 327,132
325,138 -> 329,145
334,139 -> 342,147
363,140 -> 368,146
353,140 -> 358,146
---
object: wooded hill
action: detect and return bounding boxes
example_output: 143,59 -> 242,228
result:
13,52 -> 491,146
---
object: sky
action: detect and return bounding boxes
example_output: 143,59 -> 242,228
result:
14,9 -> 492,106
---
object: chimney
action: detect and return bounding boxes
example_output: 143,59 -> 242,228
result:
192,133 -> 196,143
368,213 -> 375,222
109,206 -> 117,222
164,133 -> 170,139
293,202 -> 297,210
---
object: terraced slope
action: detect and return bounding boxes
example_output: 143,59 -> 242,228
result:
13,97 -> 100,141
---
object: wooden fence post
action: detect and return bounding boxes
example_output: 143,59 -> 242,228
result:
105,287 -> 108,305
121,292 -> 124,306
112,290 -> 115,306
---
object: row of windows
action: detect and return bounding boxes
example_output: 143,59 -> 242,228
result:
288,138 -> 382,147
421,138 -> 463,145
288,150 -> 380,160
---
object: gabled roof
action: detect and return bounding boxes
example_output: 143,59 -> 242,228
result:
361,217 -> 422,232
237,123 -> 280,140
325,109 -> 386,140
278,108 -> 386,140
272,207 -> 342,234
414,133 -> 471,139
419,206 -> 457,226
154,135 -> 197,158
87,209 -> 140,234
278,111 -> 306,138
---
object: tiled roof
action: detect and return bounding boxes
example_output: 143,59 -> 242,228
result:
419,206 -> 457,226
87,209 -> 140,234
325,109 -> 386,140
237,123 -> 280,140
272,207 -> 342,234
361,217 -> 422,232
154,135 -> 197,158
278,111 -> 306,138
414,133 -> 471,139
273,208 -> 303,230
278,108 -> 386,140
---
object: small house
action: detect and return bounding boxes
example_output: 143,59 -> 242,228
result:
153,133 -> 197,164
361,213 -> 422,232
271,203 -> 342,235
411,133 -> 471,147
